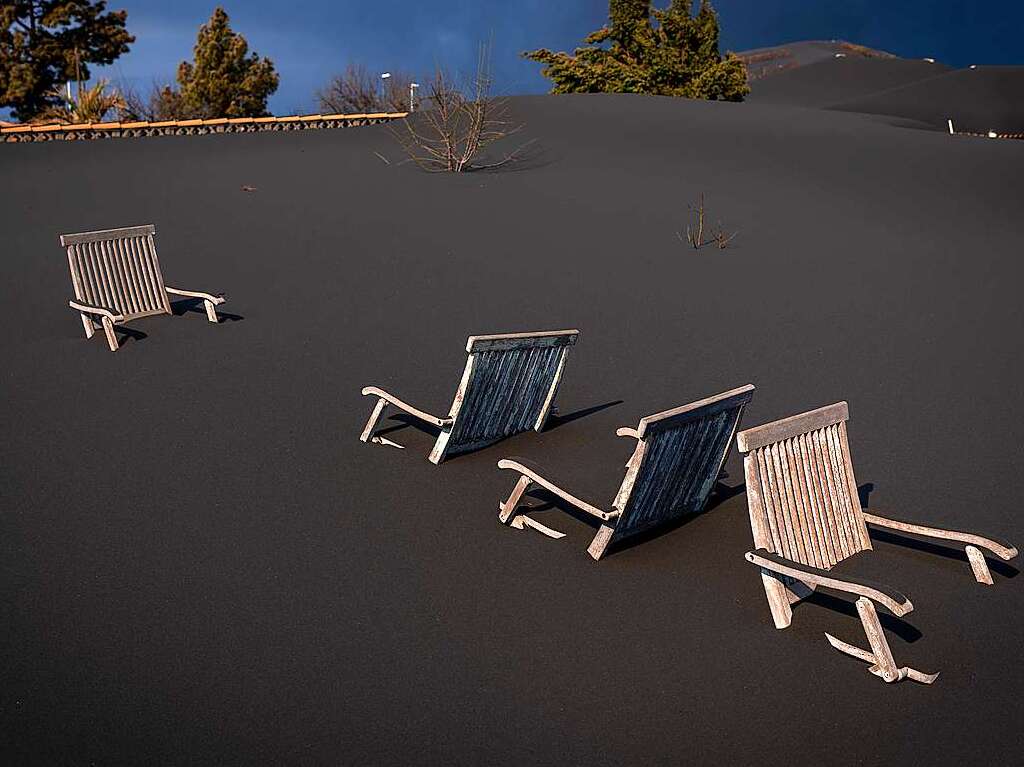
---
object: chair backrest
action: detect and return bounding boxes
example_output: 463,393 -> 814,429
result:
432,330 -> 579,461
60,224 -> 171,320
736,401 -> 871,570
608,385 -> 755,545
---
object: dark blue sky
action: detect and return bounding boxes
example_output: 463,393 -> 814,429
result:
80,0 -> 1024,113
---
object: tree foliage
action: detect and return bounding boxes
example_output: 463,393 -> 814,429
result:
0,0 -> 133,121
525,0 -> 748,101
174,7 -> 278,118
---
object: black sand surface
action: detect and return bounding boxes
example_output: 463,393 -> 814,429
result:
832,65 -> 1024,134
2,93 -> 1023,765
746,56 -> 949,107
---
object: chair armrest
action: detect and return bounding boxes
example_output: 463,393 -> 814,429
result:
864,512 -> 1017,560
361,386 -> 451,428
615,427 -> 641,439
69,299 -> 124,322
165,286 -> 226,304
744,549 -> 913,617
497,456 -> 617,522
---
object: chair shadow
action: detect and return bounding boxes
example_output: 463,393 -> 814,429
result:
517,479 -> 746,559
170,298 -> 245,322
372,400 -> 625,453
112,325 -> 147,345
545,400 -> 624,430
858,481 -> 1018,579
868,529 -> 1019,579
802,591 -> 923,643
858,482 -> 875,509
376,413 -> 442,440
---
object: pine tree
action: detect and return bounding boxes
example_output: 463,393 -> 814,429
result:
0,1 -> 133,121
175,7 -> 278,119
525,0 -> 748,101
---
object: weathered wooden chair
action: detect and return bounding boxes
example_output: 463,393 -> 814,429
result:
360,329 -> 579,464
497,385 -> 755,560
738,402 -> 1018,685
61,224 -> 227,352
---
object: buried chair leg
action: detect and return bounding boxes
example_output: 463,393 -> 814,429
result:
204,299 -> 219,323
760,570 -> 794,629
80,313 -> 96,339
965,545 -> 994,585
100,316 -> 119,352
498,475 -> 531,524
824,597 -> 939,685
499,475 -> 566,539
359,397 -> 387,443
586,525 -> 616,560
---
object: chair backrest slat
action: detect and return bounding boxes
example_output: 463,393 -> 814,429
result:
609,385 -> 754,545
440,330 -> 579,457
738,402 -> 870,570
61,225 -> 170,319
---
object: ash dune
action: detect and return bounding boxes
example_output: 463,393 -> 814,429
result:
745,56 -> 950,108
831,65 -> 1024,133
743,41 -> 1024,134
2,89 -> 1022,765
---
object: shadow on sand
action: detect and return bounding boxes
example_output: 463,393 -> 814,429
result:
111,325 -> 147,346
373,400 -> 624,453
802,590 -> 923,642
515,478 -> 746,559
858,481 -> 1018,579
170,297 -> 245,322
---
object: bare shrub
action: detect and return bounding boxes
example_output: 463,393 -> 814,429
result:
317,64 -> 414,114
119,80 -> 189,121
388,44 -> 528,173
680,193 -> 738,250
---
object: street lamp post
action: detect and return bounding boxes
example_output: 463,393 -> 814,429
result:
409,83 -> 419,113
380,72 -> 391,109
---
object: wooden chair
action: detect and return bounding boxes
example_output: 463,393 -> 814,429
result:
738,402 -> 1018,685
497,385 -> 755,560
360,329 -> 579,464
61,224 -> 226,352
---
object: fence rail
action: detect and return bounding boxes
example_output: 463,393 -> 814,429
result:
1,112 -> 408,143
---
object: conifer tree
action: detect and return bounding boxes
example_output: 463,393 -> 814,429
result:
175,7 -> 278,118
525,0 -> 748,101
0,1 -> 133,121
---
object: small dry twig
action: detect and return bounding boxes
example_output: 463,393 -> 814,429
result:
679,192 -> 738,250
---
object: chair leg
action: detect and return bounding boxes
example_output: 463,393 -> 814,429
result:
80,313 -> 96,339
100,316 -> 119,352
359,397 -> 388,443
966,545 -> 994,585
427,430 -> 452,465
825,597 -> 938,685
760,570 -> 794,629
498,475 -> 532,524
204,299 -> 219,323
587,525 -> 616,560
